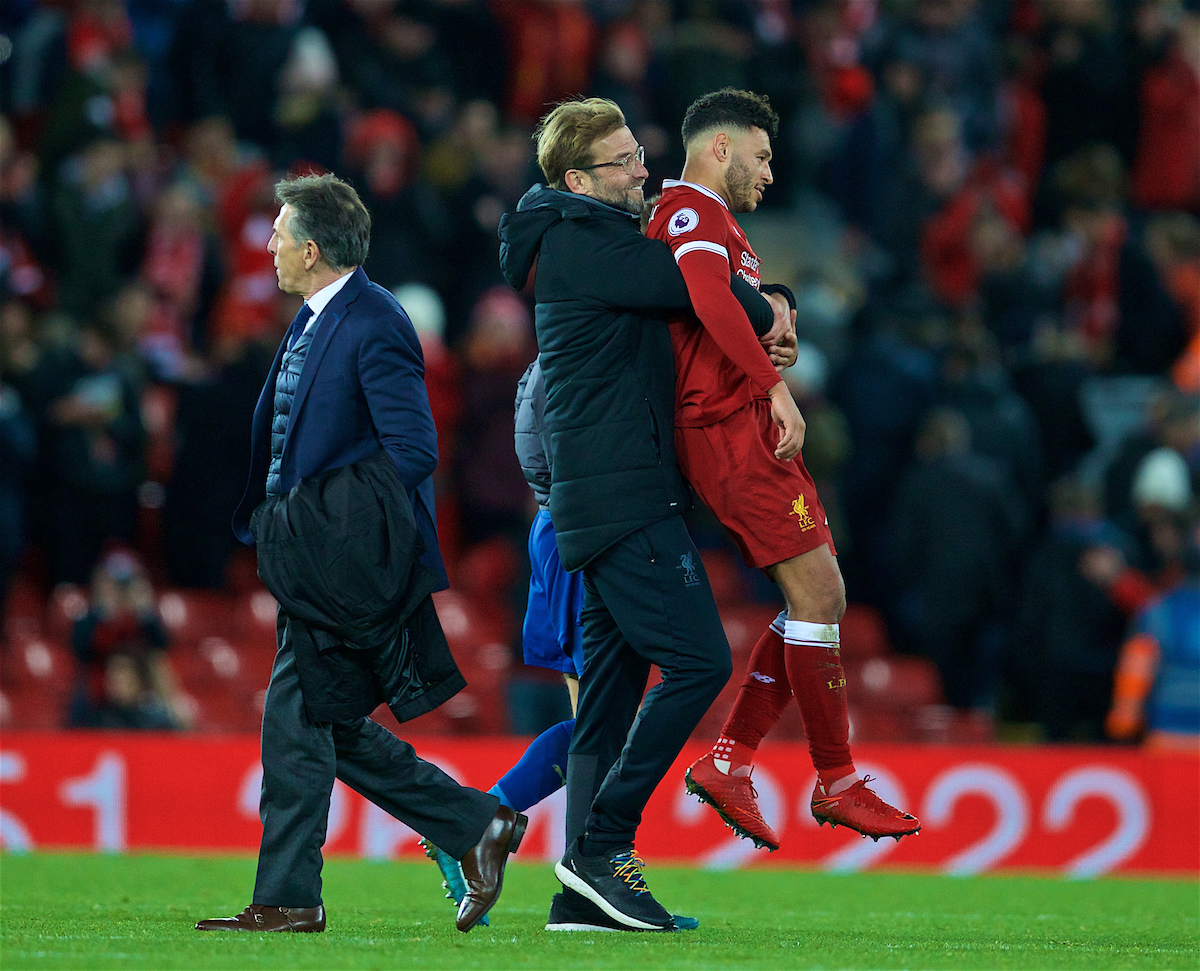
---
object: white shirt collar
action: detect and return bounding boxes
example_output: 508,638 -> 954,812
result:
661,179 -> 728,210
303,270 -> 355,329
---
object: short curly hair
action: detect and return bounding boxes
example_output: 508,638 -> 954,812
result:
681,88 -> 779,147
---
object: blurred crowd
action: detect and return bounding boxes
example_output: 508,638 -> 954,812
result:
1,0 -> 1197,745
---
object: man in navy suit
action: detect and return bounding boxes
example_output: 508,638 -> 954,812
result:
196,173 -> 523,935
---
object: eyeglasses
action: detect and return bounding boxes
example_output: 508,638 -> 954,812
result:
575,145 -> 645,174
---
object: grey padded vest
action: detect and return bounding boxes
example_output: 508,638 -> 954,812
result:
266,307 -> 314,497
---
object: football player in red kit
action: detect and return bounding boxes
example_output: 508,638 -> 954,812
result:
647,88 -> 920,848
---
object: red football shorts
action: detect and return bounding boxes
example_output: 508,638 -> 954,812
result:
676,398 -> 836,569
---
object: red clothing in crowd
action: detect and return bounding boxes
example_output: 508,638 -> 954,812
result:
140,222 -> 205,351
67,1 -> 151,142
67,2 -> 134,73
78,612 -> 164,701
1002,77 -> 1047,204
491,1 -> 598,124
920,159 -> 1030,307
0,227 -> 54,309
1064,213 -> 1127,350
1167,261 -> 1200,392
209,165 -> 280,343
1131,48 -> 1200,212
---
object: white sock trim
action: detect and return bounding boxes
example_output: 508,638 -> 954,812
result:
827,772 -> 859,796
770,610 -> 788,636
784,620 -> 839,646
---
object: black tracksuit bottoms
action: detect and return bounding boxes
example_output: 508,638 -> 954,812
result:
564,514 -> 733,852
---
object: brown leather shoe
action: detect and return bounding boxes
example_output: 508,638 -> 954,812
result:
195,904 -> 325,932
455,806 -> 528,932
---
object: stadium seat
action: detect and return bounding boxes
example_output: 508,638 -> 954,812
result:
1,632 -> 77,689
719,603 -> 783,656
237,640 -> 277,691
405,590 -> 514,735
845,655 -> 944,711
838,603 -> 892,661
224,547 -> 263,594
847,706 -> 918,743
439,638 -> 512,735
0,683 -> 68,730
454,538 -> 521,603
700,548 -> 745,606
43,584 -> 89,644
688,604 -> 761,741
0,625 -> 75,730
233,589 -> 280,652
2,579 -> 43,643
912,703 -> 997,744
157,590 -> 240,645
182,687 -> 259,733
169,637 -> 262,732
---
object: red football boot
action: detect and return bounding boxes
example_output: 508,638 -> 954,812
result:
684,752 -> 780,851
810,776 -> 921,841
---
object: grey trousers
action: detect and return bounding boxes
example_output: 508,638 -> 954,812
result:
252,618 -> 499,906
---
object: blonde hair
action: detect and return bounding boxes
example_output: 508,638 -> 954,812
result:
535,98 -> 626,190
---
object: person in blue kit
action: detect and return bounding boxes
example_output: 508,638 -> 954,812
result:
423,358 -> 702,931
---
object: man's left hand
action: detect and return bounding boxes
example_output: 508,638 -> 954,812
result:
760,292 -> 792,346
760,292 -> 798,370
767,327 -> 798,370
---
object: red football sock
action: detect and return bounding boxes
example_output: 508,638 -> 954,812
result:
783,619 -> 853,774
718,615 -> 792,758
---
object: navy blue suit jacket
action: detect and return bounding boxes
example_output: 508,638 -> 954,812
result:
232,267 -> 448,588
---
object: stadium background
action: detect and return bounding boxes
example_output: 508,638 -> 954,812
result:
0,0 -> 1197,876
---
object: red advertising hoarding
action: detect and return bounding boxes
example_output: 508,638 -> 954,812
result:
1,733 -> 1196,877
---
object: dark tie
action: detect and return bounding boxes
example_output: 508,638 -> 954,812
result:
287,303 -> 314,350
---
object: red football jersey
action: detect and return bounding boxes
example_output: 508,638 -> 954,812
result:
647,179 -> 780,427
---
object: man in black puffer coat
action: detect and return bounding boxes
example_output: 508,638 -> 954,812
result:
498,98 -> 793,932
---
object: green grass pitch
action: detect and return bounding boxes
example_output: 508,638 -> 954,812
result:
1,853 -> 1196,970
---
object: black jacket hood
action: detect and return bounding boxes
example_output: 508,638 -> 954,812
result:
499,183 -> 638,291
